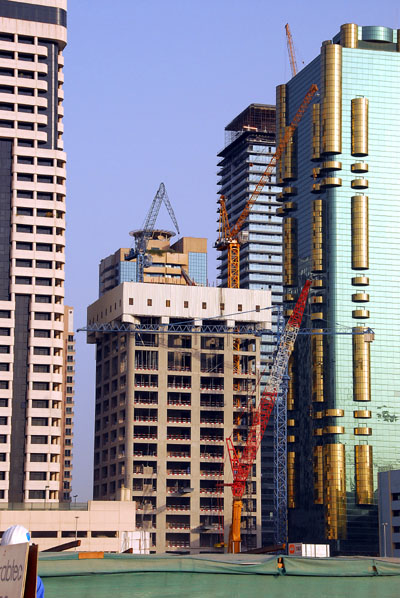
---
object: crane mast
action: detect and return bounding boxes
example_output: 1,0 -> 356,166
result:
216,84 -> 318,289
226,280 -> 312,553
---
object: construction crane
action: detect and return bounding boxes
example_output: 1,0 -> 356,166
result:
285,23 -> 298,77
180,267 -> 196,286
225,280 -> 312,553
125,182 -> 180,282
216,83 -> 318,289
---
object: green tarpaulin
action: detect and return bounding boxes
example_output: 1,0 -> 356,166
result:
38,553 -> 400,598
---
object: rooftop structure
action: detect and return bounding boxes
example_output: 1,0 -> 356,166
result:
99,235 -> 207,296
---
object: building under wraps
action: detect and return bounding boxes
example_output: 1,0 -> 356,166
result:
38,553 -> 400,598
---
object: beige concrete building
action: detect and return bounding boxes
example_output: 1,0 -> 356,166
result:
0,1 -> 71,504
99,234 -> 207,296
0,500 -> 150,553
87,282 -> 271,553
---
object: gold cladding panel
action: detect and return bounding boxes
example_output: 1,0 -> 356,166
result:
354,427 -> 372,435
323,426 -> 345,434
313,446 -> 323,505
288,451 -> 296,509
352,276 -> 369,286
353,328 -> 371,402
321,44 -> 342,155
283,126 -> 296,181
352,309 -> 370,318
351,195 -> 369,269
312,279 -> 325,288
355,445 -> 373,504
311,103 -> 321,161
351,98 -> 368,156
276,84 -> 287,185
311,312 -> 324,320
354,410 -> 371,418
287,355 -> 295,410
312,199 -> 325,272
321,160 -> 342,171
311,332 -> 324,403
325,409 -> 344,417
352,292 -> 369,302
340,23 -> 358,48
351,162 -> 368,173
351,178 -> 369,189
283,217 -> 297,286
323,444 -> 347,540
321,177 -> 342,187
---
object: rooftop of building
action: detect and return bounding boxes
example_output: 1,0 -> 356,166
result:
87,282 -> 272,342
225,104 -> 276,134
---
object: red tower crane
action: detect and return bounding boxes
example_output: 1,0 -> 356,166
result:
226,280 -> 312,553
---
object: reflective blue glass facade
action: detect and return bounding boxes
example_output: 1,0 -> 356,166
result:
280,24 -> 400,555
188,252 -> 207,286
119,260 -> 137,284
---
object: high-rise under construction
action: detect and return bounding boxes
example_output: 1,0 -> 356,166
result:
277,23 -> 400,554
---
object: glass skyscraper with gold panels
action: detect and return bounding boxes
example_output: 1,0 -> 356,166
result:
277,23 -> 400,555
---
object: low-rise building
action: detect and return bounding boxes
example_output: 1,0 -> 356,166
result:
378,470 -> 400,557
0,500 -> 148,553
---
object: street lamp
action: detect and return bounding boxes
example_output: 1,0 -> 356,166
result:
73,494 -> 78,504
74,516 -> 79,552
382,522 -> 388,557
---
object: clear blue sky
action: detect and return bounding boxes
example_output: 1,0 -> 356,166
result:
65,0 -> 400,500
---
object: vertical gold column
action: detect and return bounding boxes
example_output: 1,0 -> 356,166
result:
313,446 -> 323,504
352,327 -> 371,402
321,43 -> 342,154
287,451 -> 296,509
283,126 -> 296,181
312,199 -> 325,272
276,84 -> 287,185
351,98 -> 368,156
351,195 -> 368,270
283,217 -> 297,286
311,330 -> 324,402
287,354 -> 295,410
323,444 -> 347,540
340,23 -> 358,48
311,103 -> 320,161
355,445 -> 373,504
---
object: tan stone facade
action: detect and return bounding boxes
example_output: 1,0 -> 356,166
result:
87,283 -> 271,553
